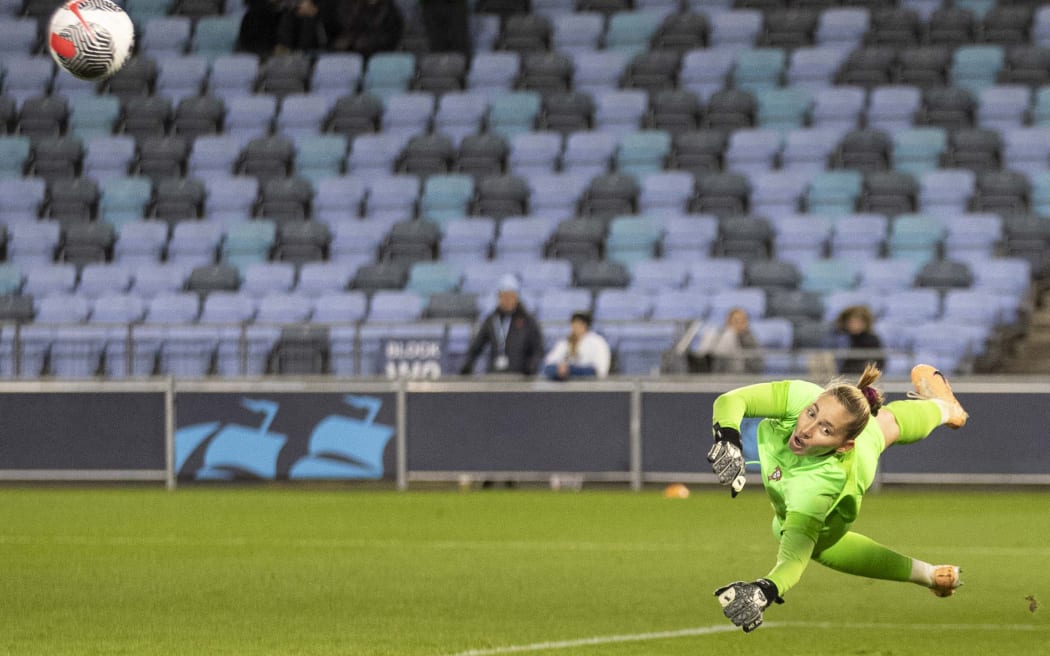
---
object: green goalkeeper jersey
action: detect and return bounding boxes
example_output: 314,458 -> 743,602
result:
712,379 -> 886,594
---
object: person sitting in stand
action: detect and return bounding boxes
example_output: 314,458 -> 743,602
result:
542,311 -> 611,381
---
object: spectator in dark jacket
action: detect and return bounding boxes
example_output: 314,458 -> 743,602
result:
834,304 -> 885,374
328,0 -> 404,57
459,274 -> 545,376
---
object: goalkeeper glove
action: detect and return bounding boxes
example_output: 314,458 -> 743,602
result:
714,579 -> 783,633
707,423 -> 746,497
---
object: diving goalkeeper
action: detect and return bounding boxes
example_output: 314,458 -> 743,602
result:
707,363 -> 967,633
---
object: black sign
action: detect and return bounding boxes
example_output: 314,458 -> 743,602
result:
0,392 -> 165,470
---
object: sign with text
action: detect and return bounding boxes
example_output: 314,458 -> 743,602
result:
383,338 -> 444,380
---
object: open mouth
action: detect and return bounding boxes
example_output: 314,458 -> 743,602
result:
790,434 -> 803,450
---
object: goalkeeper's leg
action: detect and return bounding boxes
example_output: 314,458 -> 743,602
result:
814,531 -> 961,597
879,398 -> 945,447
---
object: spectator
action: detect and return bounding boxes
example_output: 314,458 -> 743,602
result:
691,307 -> 763,374
420,0 -> 472,56
834,305 -> 885,374
274,0 -> 326,53
237,0 -> 283,55
328,0 -> 405,57
541,311 -> 611,381
459,274 -> 544,376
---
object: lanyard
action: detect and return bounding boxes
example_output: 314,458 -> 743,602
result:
494,314 -> 511,356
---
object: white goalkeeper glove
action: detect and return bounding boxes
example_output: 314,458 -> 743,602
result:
707,423 -> 746,497
714,579 -> 782,633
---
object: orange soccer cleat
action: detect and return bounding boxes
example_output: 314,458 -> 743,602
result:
930,565 -> 962,597
910,364 -> 968,429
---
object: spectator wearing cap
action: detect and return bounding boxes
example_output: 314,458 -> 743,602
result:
542,311 -> 611,381
459,274 -> 545,376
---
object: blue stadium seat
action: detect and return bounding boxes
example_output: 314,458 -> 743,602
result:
405,261 -> 462,298
629,258 -> 688,291
780,127 -> 844,173
679,46 -> 737,101
115,220 -> 168,265
976,84 -> 1031,131
755,87 -> 813,131
223,94 -> 277,140
441,217 -> 496,264
651,287 -> 709,321
800,257 -> 860,293
950,45 -> 1005,95
815,8 -> 870,48
346,133 -> 408,177
661,214 -> 719,260
887,214 -> 946,264
311,53 -> 364,102
805,169 -> 862,217
419,173 -> 475,225
240,261 -> 296,298
0,136 -> 32,180
709,10 -> 763,49
207,54 -> 260,98
363,174 -> 420,223
731,47 -> 786,93
724,128 -> 783,175
857,257 -> 920,293
222,220 -> 277,273
486,91 -> 542,139
141,16 -> 193,55
382,92 -> 437,141
918,168 -> 976,219
603,10 -> 665,57
810,86 -> 866,131
707,287 -> 766,322
77,263 -> 133,299
191,15 -> 241,60
606,215 -> 662,265
508,131 -> 563,176
615,130 -> 672,177
891,127 -> 948,176
561,130 -> 617,179
155,55 -> 210,103
552,12 -> 606,54
771,212 -> 830,266
866,85 -> 922,132
638,171 -> 694,215
829,213 -> 887,261
67,95 -> 122,138
0,176 -> 45,225
466,51 -> 520,99
433,92 -> 489,146
363,53 -> 416,102
295,262 -> 356,298
687,257 -> 745,290
787,46 -> 852,92
276,94 -> 335,140
8,222 -> 59,267
750,170 -> 811,220
168,221 -> 222,268
592,89 -> 648,138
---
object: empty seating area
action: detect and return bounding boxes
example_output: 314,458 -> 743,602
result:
0,0 -> 1045,378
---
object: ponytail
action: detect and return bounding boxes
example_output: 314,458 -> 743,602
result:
825,362 -> 884,440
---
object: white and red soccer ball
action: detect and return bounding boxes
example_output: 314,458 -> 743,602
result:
47,0 -> 135,81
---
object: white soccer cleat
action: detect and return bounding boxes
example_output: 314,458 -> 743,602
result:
930,565 -> 962,597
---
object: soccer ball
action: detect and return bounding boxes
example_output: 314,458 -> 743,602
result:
47,0 -> 135,81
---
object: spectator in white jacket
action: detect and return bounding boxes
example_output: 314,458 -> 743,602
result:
542,311 -> 611,381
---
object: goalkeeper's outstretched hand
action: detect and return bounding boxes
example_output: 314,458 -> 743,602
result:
707,423 -> 746,497
714,579 -> 782,633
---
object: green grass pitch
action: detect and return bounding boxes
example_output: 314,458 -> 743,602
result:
1,486 -> 1047,655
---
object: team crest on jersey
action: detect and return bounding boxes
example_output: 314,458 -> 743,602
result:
768,466 -> 782,482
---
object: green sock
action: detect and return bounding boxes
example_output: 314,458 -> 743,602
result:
885,399 -> 942,445
813,532 -> 913,582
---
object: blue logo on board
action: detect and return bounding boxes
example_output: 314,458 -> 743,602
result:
175,395 -> 394,481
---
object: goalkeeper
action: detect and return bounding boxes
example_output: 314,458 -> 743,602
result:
707,363 -> 967,633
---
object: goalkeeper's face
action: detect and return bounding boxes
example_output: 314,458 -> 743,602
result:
788,394 -> 856,457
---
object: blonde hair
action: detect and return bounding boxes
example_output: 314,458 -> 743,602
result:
824,362 -> 884,440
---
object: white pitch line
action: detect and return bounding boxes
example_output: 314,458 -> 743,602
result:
3,535 -> 1050,557
444,621 -> 1050,656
